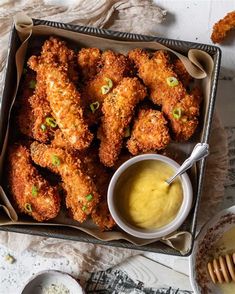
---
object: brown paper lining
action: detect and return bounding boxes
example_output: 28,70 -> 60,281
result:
0,13 -> 214,255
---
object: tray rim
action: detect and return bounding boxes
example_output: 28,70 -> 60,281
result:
0,18 -> 221,256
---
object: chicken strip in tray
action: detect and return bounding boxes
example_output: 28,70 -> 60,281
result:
80,150 -> 115,231
17,70 -> 37,138
128,49 -> 201,141
30,142 -> 100,223
7,144 -> 60,222
127,109 -> 170,155
28,58 -> 93,150
98,77 -> 147,167
82,50 -> 132,124
173,58 -> 193,89
77,48 -> 102,81
27,37 -> 87,146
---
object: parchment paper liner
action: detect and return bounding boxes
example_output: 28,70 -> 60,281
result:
0,13 -> 214,255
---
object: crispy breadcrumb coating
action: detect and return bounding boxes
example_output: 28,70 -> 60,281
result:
29,59 -> 93,150
84,50 -> 132,105
82,50 -> 133,126
129,49 -> 200,141
173,59 -> 193,88
30,142 -> 100,222
162,90 -> 200,141
128,49 -> 181,105
211,11 -> 235,43
127,109 -> 170,155
99,77 -> 146,167
79,150 -> 115,230
27,37 -> 82,144
36,37 -> 78,83
7,144 -> 60,221
77,48 -> 101,81
17,71 -> 36,138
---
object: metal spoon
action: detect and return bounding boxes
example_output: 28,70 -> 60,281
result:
166,143 -> 209,185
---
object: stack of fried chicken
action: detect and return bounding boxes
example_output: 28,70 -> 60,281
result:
7,37 -> 201,231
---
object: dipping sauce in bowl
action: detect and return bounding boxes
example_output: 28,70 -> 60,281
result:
108,154 -> 192,239
117,160 -> 183,230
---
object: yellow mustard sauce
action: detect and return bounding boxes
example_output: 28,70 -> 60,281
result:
117,160 -> 183,229
216,227 -> 235,294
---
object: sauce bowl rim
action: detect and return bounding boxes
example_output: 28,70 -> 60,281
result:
107,154 -> 193,239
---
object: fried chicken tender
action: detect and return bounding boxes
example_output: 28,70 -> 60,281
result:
29,59 -> 93,150
7,144 -> 60,222
99,77 -> 147,167
83,50 -> 132,116
129,49 -> 200,141
77,48 -> 101,81
162,90 -> 200,141
30,142 -> 100,222
36,37 -> 78,83
79,150 -> 115,230
211,11 -> 235,43
17,71 -> 36,138
173,59 -> 192,88
128,49 -> 181,105
28,37 -> 81,144
127,109 -> 170,155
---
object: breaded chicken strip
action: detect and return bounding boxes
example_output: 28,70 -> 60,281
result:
28,37 -> 80,144
30,142 -> 100,222
128,49 -> 181,105
211,11 -> 235,43
37,37 -> 78,83
77,48 -> 101,81
173,59 -> 192,88
127,109 -> 170,155
162,90 -> 200,141
82,50 -> 132,126
7,144 -> 60,222
17,70 -> 36,138
79,150 -> 115,230
129,49 -> 200,141
28,58 -> 93,150
84,50 -> 132,105
99,77 -> 147,167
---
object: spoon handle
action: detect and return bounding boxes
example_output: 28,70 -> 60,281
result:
166,143 -> 209,185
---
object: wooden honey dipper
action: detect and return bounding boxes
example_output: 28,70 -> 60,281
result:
207,253 -> 235,284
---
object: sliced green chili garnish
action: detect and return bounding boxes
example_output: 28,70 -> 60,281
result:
82,205 -> 87,212
41,124 -> 47,132
45,117 -> 57,128
104,77 -> 113,89
86,194 -> 93,202
52,155 -> 61,166
101,85 -> 110,95
32,185 -> 38,197
29,80 -> 36,89
166,76 -> 179,87
90,101 -> 100,113
172,108 -> 182,120
25,203 -> 32,213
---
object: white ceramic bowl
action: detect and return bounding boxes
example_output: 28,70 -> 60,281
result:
108,154 -> 193,239
189,205 -> 235,294
21,270 -> 84,294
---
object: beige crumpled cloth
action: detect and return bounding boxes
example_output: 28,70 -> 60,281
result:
0,0 -> 228,274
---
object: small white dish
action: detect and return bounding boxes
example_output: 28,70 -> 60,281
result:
107,154 -> 193,239
189,205 -> 235,294
21,270 -> 84,294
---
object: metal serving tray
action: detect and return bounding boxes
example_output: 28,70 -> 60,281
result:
0,19 -> 221,256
